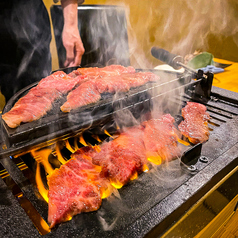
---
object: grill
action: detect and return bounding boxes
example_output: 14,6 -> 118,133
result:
0,60 -> 238,237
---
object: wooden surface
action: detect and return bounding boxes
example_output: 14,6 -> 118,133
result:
213,58 -> 238,93
195,195 -> 238,238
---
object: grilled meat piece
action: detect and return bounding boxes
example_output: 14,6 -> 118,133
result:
77,65 -> 135,77
95,72 -> 160,94
92,126 -> 147,186
48,147 -> 110,228
61,71 -> 160,112
47,114 -> 181,227
2,71 -> 85,128
2,88 -> 60,128
178,102 -> 210,144
143,114 -> 181,164
60,80 -> 101,112
37,71 -> 85,94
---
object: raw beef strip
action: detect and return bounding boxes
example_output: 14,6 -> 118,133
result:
95,72 -> 160,94
178,102 -> 210,144
2,71 -> 84,128
69,65 -> 135,82
61,70 -> 160,112
98,65 -> 135,76
60,80 -> 101,112
68,70 -> 90,85
2,88 -> 60,128
120,72 -> 160,88
76,65 -> 135,78
143,114 -> 181,163
68,70 -> 82,78
38,71 -> 85,93
48,147 -> 110,228
94,75 -> 131,94
92,126 -> 147,186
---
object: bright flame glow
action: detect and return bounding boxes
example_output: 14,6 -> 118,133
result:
39,218 -> 51,234
65,215 -> 73,222
74,137 -> 80,150
130,172 -> 138,181
101,187 -> 113,199
36,162 -> 49,203
92,135 -> 102,143
177,138 -> 190,146
31,149 -> 54,175
79,134 -> 87,146
111,181 -> 124,189
104,130 -> 112,137
55,144 -> 67,165
147,155 -> 162,165
65,140 -> 76,153
93,145 -> 101,153
142,164 -> 149,172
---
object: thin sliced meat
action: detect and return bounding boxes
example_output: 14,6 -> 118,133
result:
94,75 -> 130,94
60,65 -> 138,112
47,114 -> 181,227
70,65 -> 135,82
143,114 -> 181,163
92,126 -> 147,186
98,65 -> 135,76
2,71 -> 85,128
38,71 -> 85,94
2,88 -> 61,128
178,102 -> 210,144
48,147 -> 110,228
120,72 -> 160,88
61,71 -> 160,112
68,70 -> 82,78
77,65 -> 135,78
95,72 -> 160,94
3,96 -> 55,128
60,80 -> 101,112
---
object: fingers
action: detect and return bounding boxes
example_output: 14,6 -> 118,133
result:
64,43 -> 74,67
62,25 -> 84,67
64,42 -> 85,67
73,42 -> 85,66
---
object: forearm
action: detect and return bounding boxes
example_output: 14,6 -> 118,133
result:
60,0 -> 84,66
61,0 -> 78,28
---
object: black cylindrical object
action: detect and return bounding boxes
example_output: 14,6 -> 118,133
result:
151,47 -> 183,70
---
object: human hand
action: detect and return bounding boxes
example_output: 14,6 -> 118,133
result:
62,25 -> 85,67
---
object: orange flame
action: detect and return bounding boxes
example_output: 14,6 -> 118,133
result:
104,130 -> 112,137
79,134 -> 88,146
130,172 -> 138,181
92,135 -> 102,143
111,181 -> 124,189
142,164 -> 149,172
55,144 -> 67,165
32,148 -> 55,203
92,144 -> 101,153
74,137 -> 80,151
65,140 -> 76,153
177,138 -> 190,146
147,153 -> 163,165
31,149 -> 54,175
36,162 -> 49,203
101,186 -> 114,199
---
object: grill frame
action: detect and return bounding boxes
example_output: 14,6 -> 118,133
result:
0,69 -> 189,157
0,68 -> 237,237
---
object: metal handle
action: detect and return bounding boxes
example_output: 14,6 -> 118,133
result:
151,47 -> 184,70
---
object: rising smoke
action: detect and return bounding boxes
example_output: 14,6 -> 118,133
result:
124,0 -> 238,67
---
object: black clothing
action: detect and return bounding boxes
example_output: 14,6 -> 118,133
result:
0,0 -> 51,102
